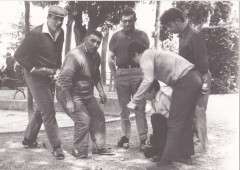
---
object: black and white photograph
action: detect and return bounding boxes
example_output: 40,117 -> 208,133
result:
0,1 -> 239,170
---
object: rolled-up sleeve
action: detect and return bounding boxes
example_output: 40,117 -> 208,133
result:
132,54 -> 154,104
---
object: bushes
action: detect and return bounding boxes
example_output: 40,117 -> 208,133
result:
201,26 -> 239,94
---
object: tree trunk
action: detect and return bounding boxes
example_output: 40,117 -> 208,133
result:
25,2 -> 30,33
65,16 -> 73,54
73,20 -> 86,46
24,1 -> 33,121
73,2 -> 86,46
154,1 -> 161,50
101,29 -> 109,85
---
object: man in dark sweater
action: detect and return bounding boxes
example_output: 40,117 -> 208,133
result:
56,30 -> 111,159
160,8 -> 212,155
14,5 -> 67,160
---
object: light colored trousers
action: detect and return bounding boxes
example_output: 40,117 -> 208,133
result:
193,89 -> 210,152
56,85 -> 106,154
115,68 -> 148,141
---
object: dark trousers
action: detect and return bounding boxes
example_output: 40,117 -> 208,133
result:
24,70 -> 61,150
151,113 -> 167,152
56,86 -> 106,154
162,69 -> 202,162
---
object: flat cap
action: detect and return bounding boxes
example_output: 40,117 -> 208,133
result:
48,5 -> 68,17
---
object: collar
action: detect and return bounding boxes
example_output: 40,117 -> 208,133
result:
83,44 -> 95,58
121,28 -> 135,36
83,44 -> 88,53
155,90 -> 162,102
42,22 -> 61,41
179,24 -> 190,39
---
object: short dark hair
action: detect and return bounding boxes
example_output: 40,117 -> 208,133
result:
160,8 -> 185,26
149,79 -> 160,92
127,40 -> 148,59
85,29 -> 103,39
121,7 -> 136,19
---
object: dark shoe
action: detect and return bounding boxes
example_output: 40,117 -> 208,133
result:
144,146 -> 158,158
72,149 -> 88,159
150,154 -> 162,162
22,138 -> 38,148
140,139 -> 147,152
147,159 -> 173,170
92,148 -> 113,155
156,158 -> 172,166
177,156 -> 193,165
117,136 -> 129,147
53,148 -> 65,160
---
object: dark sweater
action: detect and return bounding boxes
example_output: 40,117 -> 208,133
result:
179,24 -> 208,75
14,25 -> 64,71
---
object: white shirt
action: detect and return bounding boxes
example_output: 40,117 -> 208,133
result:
42,22 -> 61,42
150,90 -> 172,118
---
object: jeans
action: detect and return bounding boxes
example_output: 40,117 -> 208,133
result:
114,68 -> 148,141
24,70 -> 61,150
56,86 -> 106,154
162,69 -> 202,162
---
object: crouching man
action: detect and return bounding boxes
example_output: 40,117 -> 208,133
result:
143,80 -> 171,163
56,30 -> 111,159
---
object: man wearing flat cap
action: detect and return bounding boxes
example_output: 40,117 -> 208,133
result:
14,5 -> 68,160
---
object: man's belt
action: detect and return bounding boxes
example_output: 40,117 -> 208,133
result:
117,64 -> 138,69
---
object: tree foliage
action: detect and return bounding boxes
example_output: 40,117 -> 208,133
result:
6,13 -> 26,52
31,1 -> 59,8
201,26 -> 239,94
66,1 -> 136,45
6,1 -> 60,52
159,25 -> 173,42
173,1 -> 212,27
210,1 -> 233,26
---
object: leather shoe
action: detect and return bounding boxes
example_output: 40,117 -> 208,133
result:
53,148 -> 65,160
176,156 -> 192,165
147,159 -> 173,170
22,138 -> 38,148
144,146 -> 158,158
92,148 -> 112,155
72,149 -> 88,159
150,153 -> 162,162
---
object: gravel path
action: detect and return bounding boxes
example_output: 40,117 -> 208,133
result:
0,94 -> 238,170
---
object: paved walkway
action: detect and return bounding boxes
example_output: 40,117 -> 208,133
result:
0,110 -> 124,133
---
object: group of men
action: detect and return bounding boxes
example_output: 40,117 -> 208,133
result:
14,5 -> 211,169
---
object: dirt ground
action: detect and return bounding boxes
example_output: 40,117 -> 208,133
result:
0,94 -> 239,170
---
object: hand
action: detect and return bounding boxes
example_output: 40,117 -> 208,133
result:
99,92 -> 107,104
201,72 -> 212,94
31,67 -> 55,77
52,69 -> 61,81
202,72 -> 212,85
127,101 -> 137,112
67,100 -> 75,113
111,71 -> 117,78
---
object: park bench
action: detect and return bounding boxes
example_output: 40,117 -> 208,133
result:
0,77 -> 26,99
0,65 -> 26,100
